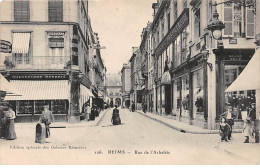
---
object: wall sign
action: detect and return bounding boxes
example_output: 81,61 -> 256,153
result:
0,40 -> 12,53
155,8 -> 189,56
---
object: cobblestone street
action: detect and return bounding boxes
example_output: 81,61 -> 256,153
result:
0,108 -> 260,165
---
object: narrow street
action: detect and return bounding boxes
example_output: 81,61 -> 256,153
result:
0,108 -> 259,165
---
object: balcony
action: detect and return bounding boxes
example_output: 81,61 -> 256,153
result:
4,56 -> 70,70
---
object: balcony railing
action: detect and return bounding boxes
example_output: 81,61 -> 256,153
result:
5,56 -> 70,70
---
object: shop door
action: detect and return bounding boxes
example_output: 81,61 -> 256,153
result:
165,84 -> 171,115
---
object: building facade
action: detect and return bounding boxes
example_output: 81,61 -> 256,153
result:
105,73 -> 122,107
133,0 -> 257,130
121,63 -> 131,108
0,0 -> 105,123
129,47 -> 143,110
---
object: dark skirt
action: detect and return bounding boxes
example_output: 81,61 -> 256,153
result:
5,119 -> 17,140
112,116 -> 121,125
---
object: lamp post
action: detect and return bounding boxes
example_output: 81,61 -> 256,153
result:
135,80 -> 138,111
206,2 -> 225,49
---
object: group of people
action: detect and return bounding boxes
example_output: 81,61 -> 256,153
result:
81,103 -> 100,121
219,103 -> 256,143
0,104 -> 55,141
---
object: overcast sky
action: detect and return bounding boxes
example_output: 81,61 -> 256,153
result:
88,0 -> 156,74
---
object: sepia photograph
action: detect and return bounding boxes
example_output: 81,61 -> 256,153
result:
0,0 -> 260,165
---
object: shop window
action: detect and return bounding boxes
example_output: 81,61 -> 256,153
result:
182,75 -> 189,117
193,69 -> 204,117
17,101 -> 34,114
51,100 -> 68,114
14,0 -> 30,22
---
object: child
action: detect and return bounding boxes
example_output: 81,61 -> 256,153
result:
242,118 -> 251,143
219,117 -> 230,142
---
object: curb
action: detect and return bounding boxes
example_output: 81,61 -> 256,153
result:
96,108 -> 109,126
67,109 -> 109,128
137,111 -> 242,134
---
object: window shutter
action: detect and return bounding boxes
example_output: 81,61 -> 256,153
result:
223,2 -> 233,37
48,0 -> 63,22
246,6 -> 255,38
14,0 -> 30,22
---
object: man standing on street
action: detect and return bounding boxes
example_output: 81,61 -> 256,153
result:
39,104 -> 54,138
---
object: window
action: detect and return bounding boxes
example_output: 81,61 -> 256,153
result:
174,1 -> 178,21
223,1 -> 255,38
194,9 -> 201,42
246,6 -> 255,38
48,32 -> 65,64
161,19 -> 165,40
12,32 -> 31,65
48,0 -> 63,22
223,2 -> 233,36
167,11 -> 171,31
183,0 -> 187,9
14,0 -> 30,22
181,28 -> 188,63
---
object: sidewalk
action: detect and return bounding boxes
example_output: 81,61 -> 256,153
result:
136,110 -> 242,134
14,108 -> 109,129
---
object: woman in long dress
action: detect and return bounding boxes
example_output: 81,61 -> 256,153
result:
4,106 -> 17,140
111,105 -> 121,125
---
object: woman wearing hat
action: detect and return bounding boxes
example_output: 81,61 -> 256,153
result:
242,117 -> 252,143
4,105 -> 17,140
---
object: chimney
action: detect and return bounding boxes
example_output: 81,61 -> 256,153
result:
152,3 -> 158,19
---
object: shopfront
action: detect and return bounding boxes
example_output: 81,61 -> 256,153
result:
215,49 -> 256,125
5,79 -> 70,122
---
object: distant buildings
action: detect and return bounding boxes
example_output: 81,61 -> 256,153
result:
121,63 -> 131,108
0,0 -> 106,122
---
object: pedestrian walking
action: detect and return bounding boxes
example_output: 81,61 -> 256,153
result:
219,117 -> 231,142
39,105 -> 54,138
142,102 -> 147,113
220,106 -> 236,140
242,118 -> 252,143
85,103 -> 91,121
131,101 -> 135,112
4,105 -> 17,140
111,105 -> 121,125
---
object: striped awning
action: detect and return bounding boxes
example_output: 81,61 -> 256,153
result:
4,80 -> 70,101
12,33 -> 31,53
0,74 -> 21,95
80,85 -> 94,98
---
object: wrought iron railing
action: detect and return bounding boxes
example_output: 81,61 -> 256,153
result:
4,56 -> 70,70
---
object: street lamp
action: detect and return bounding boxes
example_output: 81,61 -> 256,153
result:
135,80 -> 138,110
206,2 -> 225,49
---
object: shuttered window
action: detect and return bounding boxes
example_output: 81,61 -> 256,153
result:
48,0 -> 63,22
246,6 -> 255,38
223,3 -> 233,36
14,0 -> 30,22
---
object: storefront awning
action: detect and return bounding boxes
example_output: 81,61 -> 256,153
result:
4,80 -> 69,100
98,91 -> 104,98
225,49 -> 260,92
0,74 -> 21,95
80,85 -> 94,98
12,33 -> 31,53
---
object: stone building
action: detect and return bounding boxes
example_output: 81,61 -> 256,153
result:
0,0 -> 105,122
